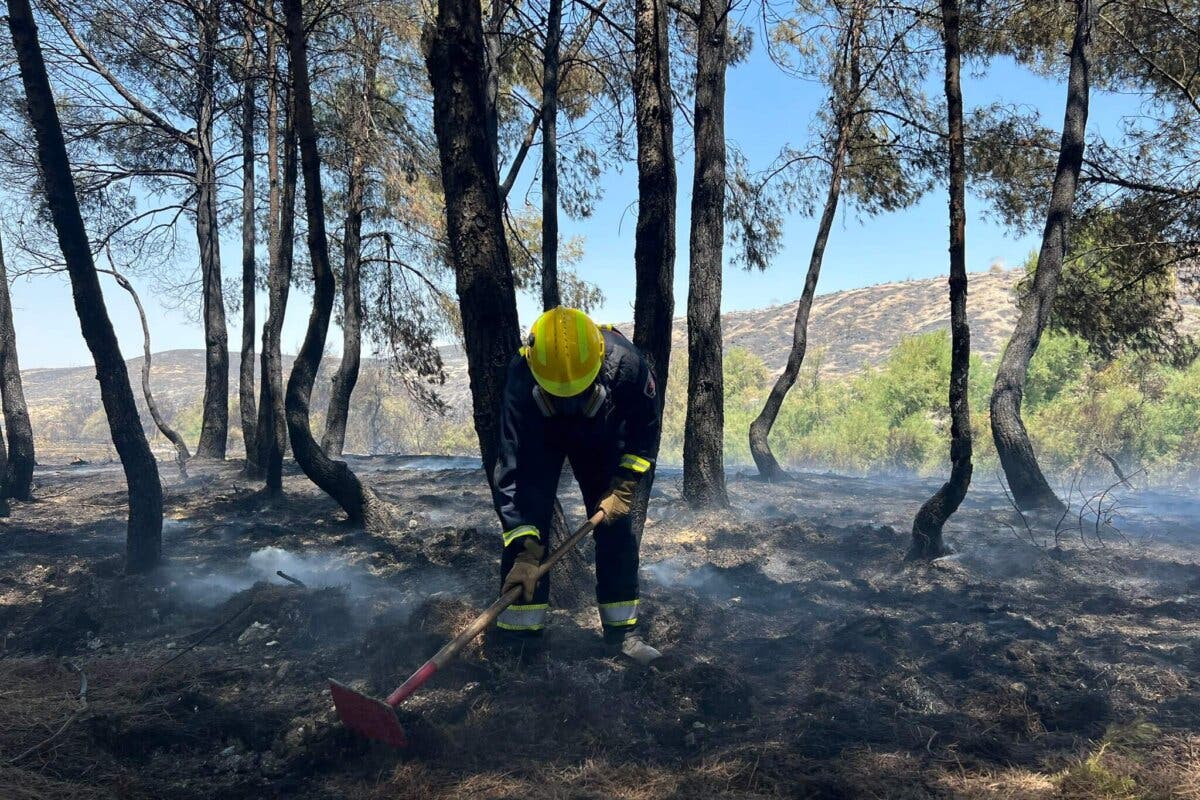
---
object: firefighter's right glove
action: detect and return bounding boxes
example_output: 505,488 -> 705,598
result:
502,538 -> 545,602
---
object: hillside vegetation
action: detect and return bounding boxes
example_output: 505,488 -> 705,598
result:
24,268 -> 1200,479
676,332 -> 1200,485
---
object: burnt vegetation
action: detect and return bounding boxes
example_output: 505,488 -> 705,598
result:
0,0 -> 1198,796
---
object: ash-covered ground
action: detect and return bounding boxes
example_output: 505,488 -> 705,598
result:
2,456 -> 1200,799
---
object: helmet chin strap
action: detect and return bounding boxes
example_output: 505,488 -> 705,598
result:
532,383 -> 607,419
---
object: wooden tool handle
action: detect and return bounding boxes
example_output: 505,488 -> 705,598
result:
385,510 -> 605,708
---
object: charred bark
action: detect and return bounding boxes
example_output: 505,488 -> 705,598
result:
426,0 -> 523,477
8,0 -> 163,571
248,23 -> 279,484
990,0 -> 1093,513
254,27 -> 294,494
282,0 -> 391,529
482,0 -> 504,173
239,8 -> 259,473
748,7 -> 863,483
682,0 -> 729,509
540,0 -> 562,310
0,233 -> 36,501
322,30 -> 379,459
629,0 -> 676,542
0,407 -> 9,516
910,0 -> 972,560
101,265 -> 191,479
194,0 -> 229,460
261,100 -> 296,494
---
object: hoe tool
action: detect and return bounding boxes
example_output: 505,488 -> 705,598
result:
330,509 -> 606,747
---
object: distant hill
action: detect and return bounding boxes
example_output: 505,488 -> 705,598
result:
679,268 -> 1026,376
20,268 -> 1200,461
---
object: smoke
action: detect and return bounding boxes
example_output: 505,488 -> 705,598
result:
344,455 -> 482,473
169,545 -> 468,617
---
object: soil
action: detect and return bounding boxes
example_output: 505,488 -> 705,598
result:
2,456 -> 1199,798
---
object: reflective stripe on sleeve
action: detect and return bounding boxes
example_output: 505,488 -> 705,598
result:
619,454 -> 653,474
598,599 -> 639,628
497,603 -> 549,631
502,525 -> 539,547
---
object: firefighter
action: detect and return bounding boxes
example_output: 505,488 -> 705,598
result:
491,306 -> 662,665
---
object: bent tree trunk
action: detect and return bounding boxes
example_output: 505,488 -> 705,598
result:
540,0 -> 562,310
322,30 -> 379,459
239,9 -> 258,472
630,0 -> 676,542
282,0 -> 391,530
990,0 -> 1093,513
255,33 -> 295,494
102,266 -> 192,479
911,0 -> 972,559
682,0 -> 729,509
0,233 -> 36,500
426,0 -> 522,476
8,0 -> 163,571
194,0 -> 229,459
748,8 -> 862,482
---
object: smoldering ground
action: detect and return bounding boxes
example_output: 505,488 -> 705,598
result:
3,456 -> 1200,799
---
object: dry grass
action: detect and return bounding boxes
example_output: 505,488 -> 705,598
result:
0,767 -> 119,800
933,724 -> 1200,800
0,659 -> 92,766
356,757 -> 774,800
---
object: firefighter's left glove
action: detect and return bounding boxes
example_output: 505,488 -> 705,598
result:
502,538 -> 545,602
596,475 -> 638,524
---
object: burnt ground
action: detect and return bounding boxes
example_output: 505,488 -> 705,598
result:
2,456 -> 1200,799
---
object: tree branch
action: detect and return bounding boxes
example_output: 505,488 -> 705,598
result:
43,0 -> 198,148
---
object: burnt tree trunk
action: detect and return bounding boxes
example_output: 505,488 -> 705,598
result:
8,0 -> 163,571
426,0 -> 522,476
248,19 -> 278,484
990,0 -> 1093,513
282,0 -> 391,529
629,0 -> 675,542
240,8 -> 259,472
254,28 -> 294,494
0,232 -> 36,501
910,0 -> 972,560
748,6 -> 863,483
194,0 -> 229,459
101,266 -> 192,479
482,0 -> 504,173
322,29 -> 379,459
682,0 -> 729,509
540,0 -> 562,310
0,407 -> 9,516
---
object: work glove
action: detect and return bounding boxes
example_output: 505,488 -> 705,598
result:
596,475 -> 638,524
502,538 -> 545,602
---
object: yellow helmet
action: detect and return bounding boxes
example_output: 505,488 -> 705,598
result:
523,307 -> 605,397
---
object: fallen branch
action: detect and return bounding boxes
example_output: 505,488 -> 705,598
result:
150,596 -> 256,674
276,570 -> 306,588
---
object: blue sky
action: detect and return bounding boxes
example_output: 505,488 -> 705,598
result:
8,38 -> 1139,369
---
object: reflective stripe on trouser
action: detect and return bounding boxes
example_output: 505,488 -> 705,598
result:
598,599 -> 638,628
497,603 -> 549,631
618,453 -> 652,474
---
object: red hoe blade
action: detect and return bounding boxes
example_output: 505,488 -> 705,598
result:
329,511 -> 605,747
329,679 -> 409,748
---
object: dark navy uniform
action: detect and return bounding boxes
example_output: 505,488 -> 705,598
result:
492,327 -> 659,636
